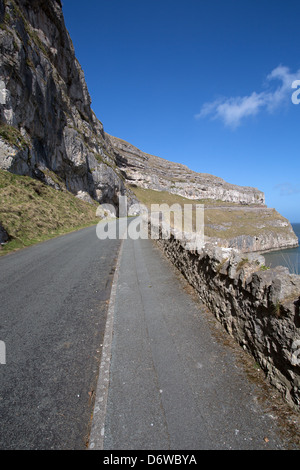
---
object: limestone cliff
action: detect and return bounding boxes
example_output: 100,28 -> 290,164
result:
0,0 -> 136,207
0,0 -> 297,253
108,135 -> 298,252
108,134 -> 265,205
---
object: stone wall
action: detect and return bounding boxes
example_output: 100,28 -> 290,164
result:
151,221 -> 300,411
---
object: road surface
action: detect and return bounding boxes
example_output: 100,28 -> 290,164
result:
90,235 -> 300,451
0,219 -> 299,450
0,222 -> 124,450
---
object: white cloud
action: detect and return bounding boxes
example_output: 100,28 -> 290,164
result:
274,183 -> 300,196
195,65 -> 300,128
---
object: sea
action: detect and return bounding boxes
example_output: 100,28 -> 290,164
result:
262,223 -> 300,275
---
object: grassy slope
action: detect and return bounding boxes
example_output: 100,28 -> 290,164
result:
129,185 -> 291,239
0,173 -> 293,256
204,207 -> 290,239
0,170 -> 99,255
130,185 -> 247,208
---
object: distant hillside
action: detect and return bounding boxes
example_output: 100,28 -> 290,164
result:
129,186 -> 298,253
108,134 -> 265,205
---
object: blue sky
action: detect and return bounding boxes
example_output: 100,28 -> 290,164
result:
62,0 -> 300,222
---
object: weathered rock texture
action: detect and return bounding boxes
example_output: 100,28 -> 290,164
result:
0,0 -> 297,250
151,220 -> 300,410
110,134 -> 298,251
0,0 -> 137,208
109,134 -> 265,205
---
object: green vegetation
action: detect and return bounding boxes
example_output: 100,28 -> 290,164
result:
0,170 -> 99,255
204,207 -> 289,240
43,169 -> 67,190
260,264 -> 270,271
129,185 -> 202,208
129,185 -> 290,240
94,152 -> 115,168
3,0 -> 49,58
0,123 -> 29,150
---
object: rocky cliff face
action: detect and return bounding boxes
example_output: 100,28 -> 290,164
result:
0,0 -> 136,208
109,134 -> 298,252
109,134 -> 265,205
0,0 -> 297,253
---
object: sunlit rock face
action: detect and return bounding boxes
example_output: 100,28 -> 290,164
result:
0,0 -> 137,208
0,0 -> 297,251
109,134 -> 265,205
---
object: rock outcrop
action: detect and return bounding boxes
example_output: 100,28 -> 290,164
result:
0,0 -> 136,209
109,134 -> 265,205
0,0 -> 297,252
109,135 -> 298,251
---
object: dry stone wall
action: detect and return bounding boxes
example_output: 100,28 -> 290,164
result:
152,221 -> 300,411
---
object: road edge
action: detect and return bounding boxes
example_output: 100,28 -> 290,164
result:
88,238 -> 124,450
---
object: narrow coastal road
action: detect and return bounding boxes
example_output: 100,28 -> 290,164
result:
90,236 -> 300,451
1,220 -> 299,450
0,222 -> 127,450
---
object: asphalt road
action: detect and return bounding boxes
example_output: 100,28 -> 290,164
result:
0,223 -> 123,450
93,236 -> 300,451
1,219 -> 300,451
